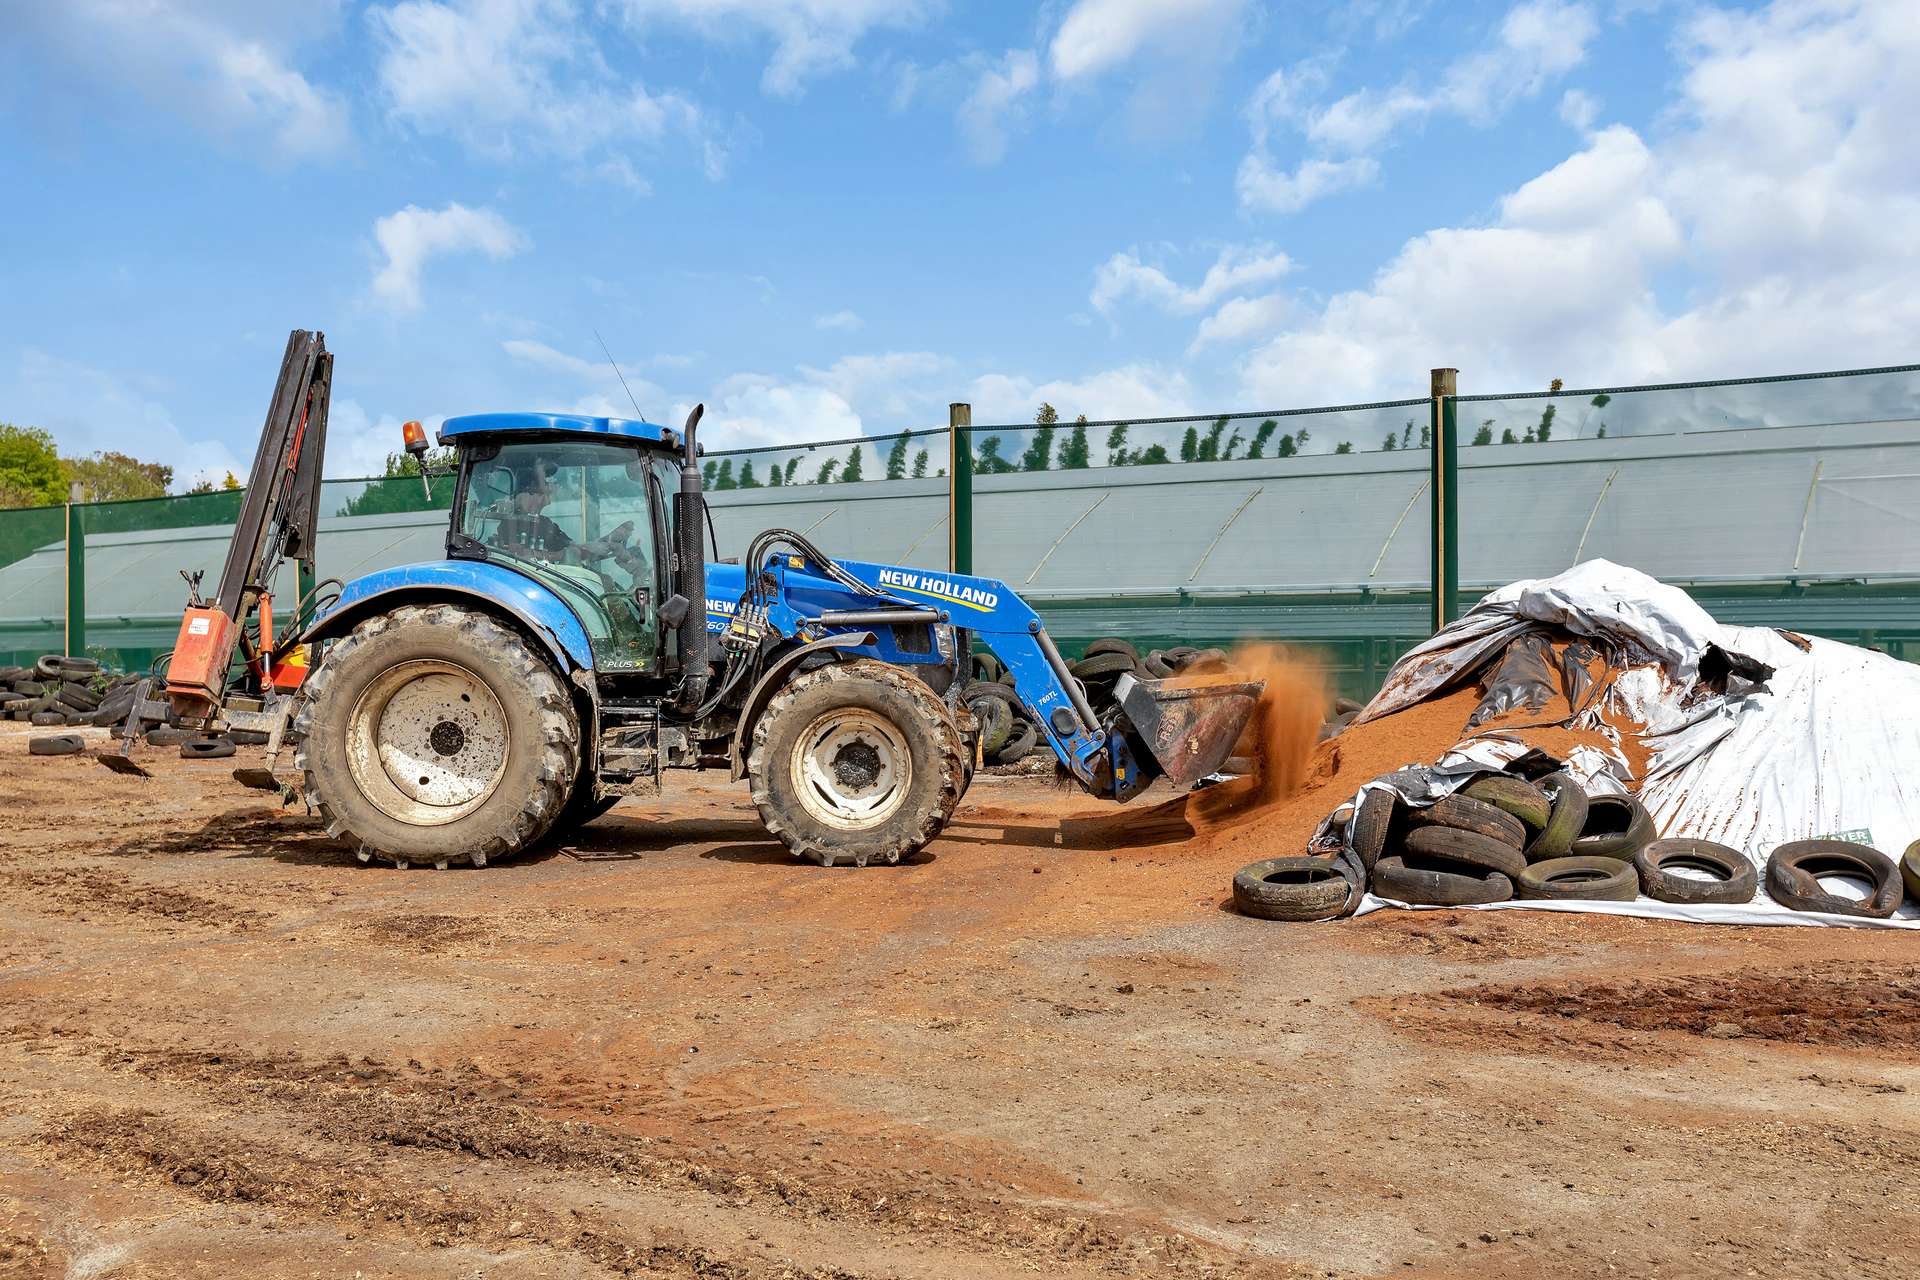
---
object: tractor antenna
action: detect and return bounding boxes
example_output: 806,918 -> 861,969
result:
594,328 -> 648,421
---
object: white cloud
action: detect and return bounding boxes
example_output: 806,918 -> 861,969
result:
326,400 -> 422,480
1190,293 -> 1291,350
800,352 -> 954,423
1091,243 -> 1294,316
814,309 -> 864,332
1050,0 -> 1249,81
9,0 -> 348,157
1232,0 -> 1920,401
370,203 -> 528,311
1236,153 -> 1379,214
1558,88 -> 1599,130
968,364 -> 1194,424
1240,0 -> 1597,214
957,49 -> 1040,164
697,376 -> 864,448
370,0 -> 718,182
612,0 -> 933,97
501,338 -> 670,413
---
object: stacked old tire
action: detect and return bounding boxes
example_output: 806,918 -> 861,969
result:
5,654 -> 134,756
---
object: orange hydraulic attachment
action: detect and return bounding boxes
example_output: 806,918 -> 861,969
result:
165,606 -> 239,720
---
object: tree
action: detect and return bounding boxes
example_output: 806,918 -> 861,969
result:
1472,420 -> 1494,446
1549,377 -> 1564,393
1383,433 -> 1398,451
1596,424 -> 1609,438
1104,423 -> 1131,466
1277,432 -> 1298,458
63,450 -> 172,501
1333,441 -> 1353,454
0,424 -> 66,508
1060,416 -> 1091,468
1296,427 -> 1310,449
1248,419 -> 1278,458
1034,402 -> 1059,426
884,432 -> 910,480
702,460 -> 718,487
1501,427 -> 1519,444
783,457 -> 801,485
1419,422 -> 1431,448
738,460 -> 760,488
1523,425 -> 1537,444
840,444 -> 864,482
1400,421 -> 1414,449
1135,443 -> 1172,465
767,464 -> 783,487
1222,431 -> 1244,459
1536,403 -> 1556,443
714,458 -> 736,490
974,436 -> 1015,474
339,451 -> 454,516
1179,425 -> 1199,462
911,449 -> 928,478
1020,423 -> 1056,471
1582,392 -> 1611,438
1196,417 -> 1228,462
814,458 -> 840,484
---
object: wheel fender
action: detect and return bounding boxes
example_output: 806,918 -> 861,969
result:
300,561 -> 595,674
728,631 -> 874,780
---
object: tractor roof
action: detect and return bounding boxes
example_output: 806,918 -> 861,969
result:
438,412 -> 679,448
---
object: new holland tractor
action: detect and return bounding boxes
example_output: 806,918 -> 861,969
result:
116,332 -> 1263,869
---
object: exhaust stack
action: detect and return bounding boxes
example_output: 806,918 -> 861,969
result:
674,403 -> 710,710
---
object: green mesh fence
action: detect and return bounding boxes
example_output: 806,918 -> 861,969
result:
1,363 -> 1915,692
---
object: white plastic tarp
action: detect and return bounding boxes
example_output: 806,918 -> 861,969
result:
1342,560 -> 1920,927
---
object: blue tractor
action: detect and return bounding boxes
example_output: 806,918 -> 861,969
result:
282,403 -> 1263,869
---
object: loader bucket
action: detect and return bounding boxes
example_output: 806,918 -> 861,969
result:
1113,671 -> 1264,789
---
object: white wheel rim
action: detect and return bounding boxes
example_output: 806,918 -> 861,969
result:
346,660 -> 508,826
790,708 -> 912,831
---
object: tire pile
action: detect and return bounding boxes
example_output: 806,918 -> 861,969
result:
961,639 -> 1230,770
1234,765 -> 1920,923
3,654 -> 138,758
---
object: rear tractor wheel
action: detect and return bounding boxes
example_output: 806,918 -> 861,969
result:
294,603 -> 580,869
748,658 -> 965,867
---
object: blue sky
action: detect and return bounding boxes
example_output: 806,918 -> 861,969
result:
1,0 -> 1914,484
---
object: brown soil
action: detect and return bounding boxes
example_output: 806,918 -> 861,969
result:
4,723 -> 1920,1279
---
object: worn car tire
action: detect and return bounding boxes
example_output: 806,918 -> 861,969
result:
1232,857 -> 1359,922
962,684 -> 1015,757
1766,840 -> 1902,919
1903,840 -> 1920,906
1570,794 -> 1655,859
1412,793 -> 1527,849
1527,772 -> 1590,861
994,719 -> 1038,764
1371,855 -> 1513,906
37,655 -> 100,678
1517,856 -> 1639,901
1463,775 -> 1551,831
749,658 -> 964,868
28,734 -> 85,756
1404,825 -> 1526,878
295,603 -> 580,870
1635,838 -> 1757,905
29,711 -> 65,727
1084,637 -> 1141,664
1350,788 -> 1401,874
1069,651 -> 1136,681
180,737 -> 237,760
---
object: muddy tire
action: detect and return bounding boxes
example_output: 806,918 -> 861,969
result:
294,604 -> 579,870
1404,825 -> 1526,878
1463,775 -> 1551,831
1350,788 -> 1401,874
748,658 -> 964,867
28,734 -> 85,756
1412,793 -> 1527,849
1570,794 -> 1654,859
1371,855 -> 1513,906
1516,855 -> 1638,901
1232,857 -> 1359,922
1527,772 -> 1589,861
180,737 -> 237,760
1766,840 -> 1902,919
1635,838 -> 1756,905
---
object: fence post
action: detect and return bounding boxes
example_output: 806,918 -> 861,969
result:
948,402 -> 973,575
64,482 -> 86,657
1429,368 -> 1458,633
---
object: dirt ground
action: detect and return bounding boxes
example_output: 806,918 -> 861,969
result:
3,724 -> 1919,1279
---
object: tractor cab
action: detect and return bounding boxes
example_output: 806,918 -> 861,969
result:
435,413 -> 690,679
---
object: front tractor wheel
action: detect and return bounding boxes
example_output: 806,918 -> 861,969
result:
748,659 -> 965,867
294,603 -> 580,869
